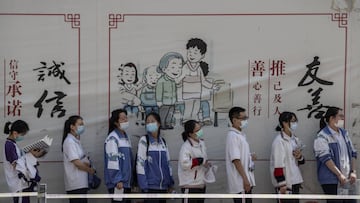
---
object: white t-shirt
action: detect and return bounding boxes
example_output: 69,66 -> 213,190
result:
226,127 -> 255,193
270,132 -> 303,188
63,134 -> 88,191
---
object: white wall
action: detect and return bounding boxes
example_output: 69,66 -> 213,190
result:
1,0 -> 360,202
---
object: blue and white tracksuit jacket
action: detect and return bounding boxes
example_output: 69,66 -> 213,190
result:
314,125 -> 357,185
104,129 -> 133,189
136,133 -> 174,191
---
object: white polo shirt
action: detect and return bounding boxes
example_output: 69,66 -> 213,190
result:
226,127 -> 255,193
63,134 -> 88,191
270,132 -> 303,188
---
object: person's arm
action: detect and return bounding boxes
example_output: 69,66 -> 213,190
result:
71,159 -> 95,174
233,159 -> 251,192
325,159 -> 346,185
314,136 -> 346,185
349,158 -> 357,184
136,136 -> 149,191
105,136 -> 124,189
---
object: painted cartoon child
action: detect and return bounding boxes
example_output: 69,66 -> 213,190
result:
156,52 -> 184,130
199,61 -> 213,126
179,38 -> 219,123
117,62 -> 142,115
140,65 -> 162,115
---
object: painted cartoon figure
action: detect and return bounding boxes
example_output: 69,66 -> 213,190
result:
117,62 -> 142,115
179,38 -> 219,123
199,61 -> 213,126
156,52 -> 184,130
140,65 -> 162,115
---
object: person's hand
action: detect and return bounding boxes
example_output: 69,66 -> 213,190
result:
30,148 -> 46,158
278,185 -> 288,194
116,182 -> 123,190
212,84 -> 220,91
203,160 -> 211,168
292,149 -> 302,160
251,153 -> 257,161
349,172 -> 357,184
337,173 -> 347,186
89,167 -> 96,175
243,178 -> 251,193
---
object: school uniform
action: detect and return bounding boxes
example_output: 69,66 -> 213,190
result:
104,129 -> 133,203
3,139 -> 31,203
225,127 -> 255,203
136,133 -> 174,203
178,138 -> 208,203
63,134 -> 88,203
314,125 -> 357,203
270,131 -> 304,203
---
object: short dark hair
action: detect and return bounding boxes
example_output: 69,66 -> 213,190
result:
186,38 -> 207,55
228,107 -> 246,124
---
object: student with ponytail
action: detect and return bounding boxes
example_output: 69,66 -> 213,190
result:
136,112 -> 174,203
62,115 -> 95,203
178,120 -> 210,203
104,109 -> 133,203
270,111 -> 304,203
3,120 -> 42,203
314,107 -> 357,203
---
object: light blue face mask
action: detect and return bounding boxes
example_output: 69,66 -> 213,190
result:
15,135 -> 24,142
76,125 -> 85,136
196,129 -> 204,139
146,122 -> 158,133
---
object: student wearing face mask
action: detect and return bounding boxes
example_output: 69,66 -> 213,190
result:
178,120 -> 211,203
270,111 -> 304,203
3,120 -> 43,203
136,112 -> 174,203
104,109 -> 133,203
62,115 -> 95,203
226,107 -> 256,203
314,107 -> 357,203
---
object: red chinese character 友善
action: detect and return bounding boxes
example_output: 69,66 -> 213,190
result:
251,60 -> 266,77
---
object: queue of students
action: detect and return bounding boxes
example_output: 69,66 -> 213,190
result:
2,106 -> 357,203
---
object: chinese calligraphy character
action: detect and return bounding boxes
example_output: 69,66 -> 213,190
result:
9,59 -> 19,80
34,90 -> 67,118
270,60 -> 286,76
6,81 -> 22,98
298,56 -> 333,86
33,61 -> 71,85
7,99 -> 22,116
251,60 -> 266,77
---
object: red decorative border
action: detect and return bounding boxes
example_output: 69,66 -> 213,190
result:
1,13 -> 81,116
108,13 -> 348,117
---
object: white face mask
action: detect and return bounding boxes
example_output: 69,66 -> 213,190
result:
290,122 -> 298,131
335,119 -> 344,128
119,121 -> 129,130
241,119 -> 248,129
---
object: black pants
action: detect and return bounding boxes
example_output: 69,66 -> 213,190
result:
13,196 -> 30,203
275,184 -> 301,203
321,184 -> 356,203
181,187 -> 206,203
108,188 -> 131,203
233,187 -> 252,203
144,189 -> 168,203
66,188 -> 88,203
